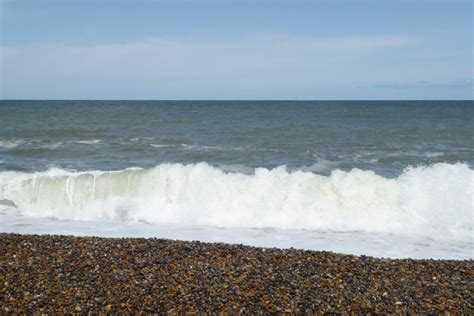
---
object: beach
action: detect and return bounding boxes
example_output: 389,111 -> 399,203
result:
1,233 -> 472,314
2,0 -> 473,312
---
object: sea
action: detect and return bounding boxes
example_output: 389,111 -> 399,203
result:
0,100 -> 472,259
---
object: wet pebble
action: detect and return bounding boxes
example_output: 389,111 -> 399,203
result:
0,233 -> 472,313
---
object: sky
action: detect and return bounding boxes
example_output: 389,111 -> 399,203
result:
0,0 -> 472,100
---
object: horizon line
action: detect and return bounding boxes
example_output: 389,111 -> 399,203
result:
1,99 -> 473,102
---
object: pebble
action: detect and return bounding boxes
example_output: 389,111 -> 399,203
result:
0,233 -> 472,313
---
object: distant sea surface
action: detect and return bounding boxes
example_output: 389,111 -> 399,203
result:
0,100 -> 472,259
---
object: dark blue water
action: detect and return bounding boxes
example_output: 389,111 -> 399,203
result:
0,100 -> 472,176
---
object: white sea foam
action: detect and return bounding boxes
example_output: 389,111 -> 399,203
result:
0,139 -> 25,149
0,163 -> 472,242
151,143 -> 243,151
0,140 -> 65,150
301,156 -> 335,173
150,144 -> 173,148
218,164 -> 254,174
45,142 -> 64,149
425,152 -> 444,158
150,143 -> 194,148
131,137 -> 154,142
75,139 -> 102,145
181,144 -> 223,150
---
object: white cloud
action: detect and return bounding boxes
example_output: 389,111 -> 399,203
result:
0,33 -> 424,98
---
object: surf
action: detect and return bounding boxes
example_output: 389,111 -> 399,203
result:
0,162 -> 472,242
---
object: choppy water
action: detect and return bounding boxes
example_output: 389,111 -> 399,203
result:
0,100 -> 473,259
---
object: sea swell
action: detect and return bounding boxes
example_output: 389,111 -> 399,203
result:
0,162 -> 472,241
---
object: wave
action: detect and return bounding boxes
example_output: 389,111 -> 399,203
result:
0,162 -> 472,241
150,144 -> 173,148
0,139 -> 25,149
75,139 -> 102,145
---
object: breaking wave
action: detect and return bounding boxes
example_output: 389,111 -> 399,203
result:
0,162 -> 472,241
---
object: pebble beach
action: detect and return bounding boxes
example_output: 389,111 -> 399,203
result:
0,233 -> 472,314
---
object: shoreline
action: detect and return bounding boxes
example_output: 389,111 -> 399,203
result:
1,233 -> 472,313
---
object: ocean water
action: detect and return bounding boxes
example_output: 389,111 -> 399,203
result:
0,100 -> 472,259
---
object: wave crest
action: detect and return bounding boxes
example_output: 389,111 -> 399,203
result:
0,162 -> 472,241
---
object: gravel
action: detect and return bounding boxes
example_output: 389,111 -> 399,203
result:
0,233 -> 472,313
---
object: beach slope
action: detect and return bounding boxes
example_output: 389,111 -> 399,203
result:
0,233 -> 472,313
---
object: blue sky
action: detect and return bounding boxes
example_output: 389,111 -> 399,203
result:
0,0 -> 472,99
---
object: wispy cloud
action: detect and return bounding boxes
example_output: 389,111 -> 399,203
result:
245,33 -> 417,51
1,33 -> 418,76
0,33 -> 438,99
373,79 -> 474,90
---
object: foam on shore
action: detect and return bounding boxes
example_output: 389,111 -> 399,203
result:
0,162 -> 472,242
